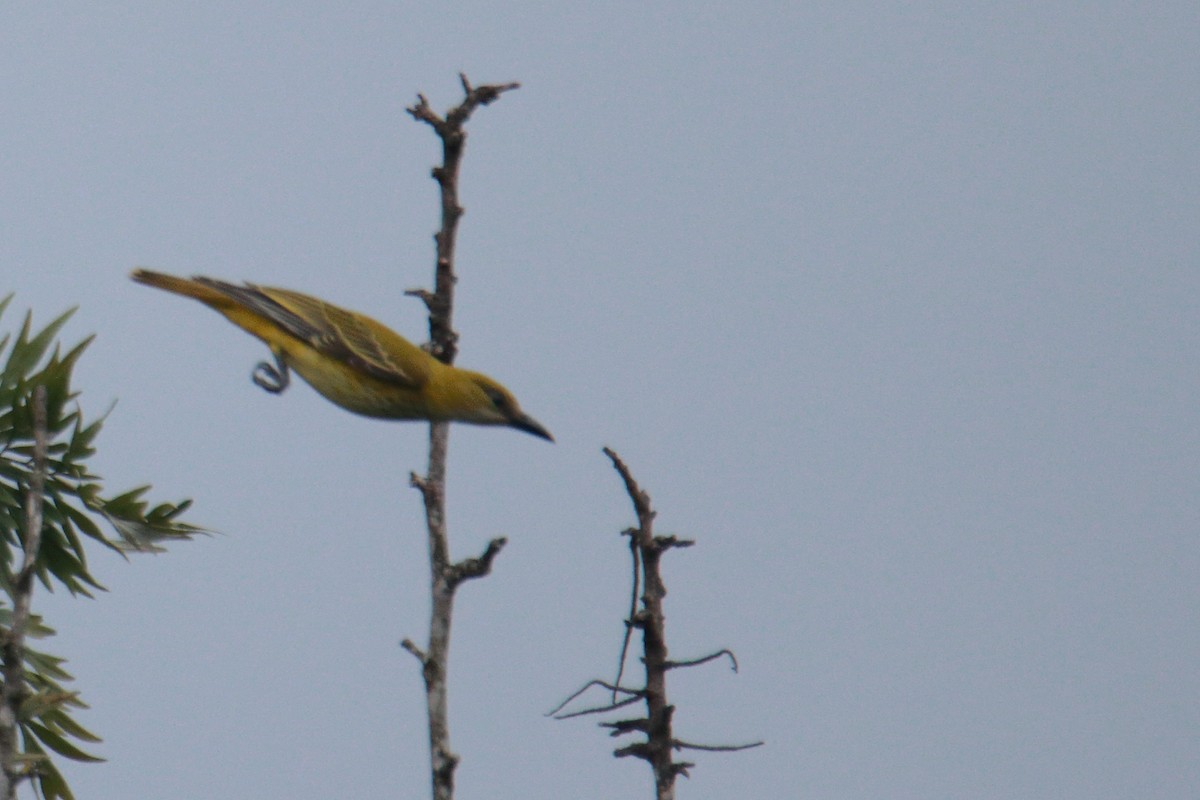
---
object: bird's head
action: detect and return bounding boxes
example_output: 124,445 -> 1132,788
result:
449,370 -> 554,442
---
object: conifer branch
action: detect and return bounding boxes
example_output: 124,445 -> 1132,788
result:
0,386 -> 48,799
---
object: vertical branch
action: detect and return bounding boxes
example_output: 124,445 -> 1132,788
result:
545,450 -> 759,797
405,73 -> 520,367
401,74 -> 519,800
603,447 -> 682,800
0,385 -> 49,799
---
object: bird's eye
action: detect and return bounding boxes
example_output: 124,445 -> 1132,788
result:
484,388 -> 509,410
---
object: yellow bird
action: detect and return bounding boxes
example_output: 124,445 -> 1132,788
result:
131,269 -> 553,441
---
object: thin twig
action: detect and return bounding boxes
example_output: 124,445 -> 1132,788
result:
602,448 -> 655,526
665,649 -> 739,672
554,694 -> 643,721
673,739 -> 765,753
612,529 -> 640,702
400,639 -> 427,664
546,679 -> 642,718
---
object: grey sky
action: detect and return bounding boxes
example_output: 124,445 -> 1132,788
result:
3,3 -> 1197,798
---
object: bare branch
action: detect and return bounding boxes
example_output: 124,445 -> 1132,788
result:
403,75 -> 517,800
558,449 -> 761,799
407,93 -> 437,127
605,450 -> 681,797
665,649 -> 739,673
612,532 -> 639,702
602,447 -> 655,530
602,717 -> 650,738
404,75 -> 519,365
406,78 -> 519,137
652,535 -> 695,551
555,694 -> 642,721
546,679 -> 642,718
404,288 -> 436,310
400,639 -> 427,664
446,537 -> 507,586
674,739 -> 765,753
612,741 -> 651,760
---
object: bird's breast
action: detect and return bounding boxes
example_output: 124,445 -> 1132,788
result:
286,348 -> 429,420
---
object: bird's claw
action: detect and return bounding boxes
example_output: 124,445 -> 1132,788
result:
252,354 -> 290,394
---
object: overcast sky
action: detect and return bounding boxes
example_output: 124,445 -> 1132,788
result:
3,3 -> 1198,798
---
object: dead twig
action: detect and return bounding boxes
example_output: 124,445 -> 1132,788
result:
446,537 -> 508,586
405,74 -> 520,365
674,739 -> 765,753
665,648 -> 739,672
555,448 -> 763,800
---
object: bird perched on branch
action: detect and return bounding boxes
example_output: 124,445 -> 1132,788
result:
130,269 -> 553,441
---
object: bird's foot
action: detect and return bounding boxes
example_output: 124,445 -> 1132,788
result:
252,353 -> 290,394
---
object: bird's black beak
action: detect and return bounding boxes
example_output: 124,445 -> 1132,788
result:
511,413 -> 554,442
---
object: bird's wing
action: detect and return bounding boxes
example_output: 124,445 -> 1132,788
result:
197,279 -> 428,389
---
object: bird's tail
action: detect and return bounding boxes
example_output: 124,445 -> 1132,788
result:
131,268 -> 230,305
